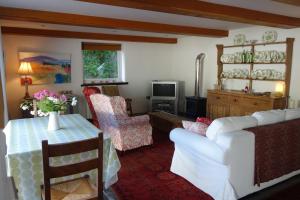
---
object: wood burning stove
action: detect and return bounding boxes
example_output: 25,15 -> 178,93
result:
185,53 -> 207,118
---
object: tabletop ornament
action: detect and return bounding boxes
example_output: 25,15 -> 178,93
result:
25,89 -> 78,131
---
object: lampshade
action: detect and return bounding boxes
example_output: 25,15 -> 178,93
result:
18,62 -> 33,75
275,82 -> 284,93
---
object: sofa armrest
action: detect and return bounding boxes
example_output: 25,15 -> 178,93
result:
117,115 -> 150,126
216,130 -> 255,197
215,130 -> 254,151
170,128 -> 227,164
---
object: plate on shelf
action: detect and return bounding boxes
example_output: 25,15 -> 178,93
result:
234,34 -> 246,45
262,31 -> 278,43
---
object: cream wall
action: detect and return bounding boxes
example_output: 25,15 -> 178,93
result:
3,35 -> 173,119
3,26 -> 300,119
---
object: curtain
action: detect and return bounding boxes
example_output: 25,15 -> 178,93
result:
0,26 -> 8,127
0,26 -> 12,200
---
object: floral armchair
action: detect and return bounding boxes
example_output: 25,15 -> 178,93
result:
90,94 -> 152,151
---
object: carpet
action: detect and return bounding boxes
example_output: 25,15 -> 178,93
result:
112,134 -> 300,200
112,137 -> 213,200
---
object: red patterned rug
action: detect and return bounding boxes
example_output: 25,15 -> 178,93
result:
112,137 -> 213,200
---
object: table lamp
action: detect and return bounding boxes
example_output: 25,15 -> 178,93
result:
18,62 -> 33,99
272,82 -> 284,98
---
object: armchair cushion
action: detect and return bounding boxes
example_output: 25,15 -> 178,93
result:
206,116 -> 257,141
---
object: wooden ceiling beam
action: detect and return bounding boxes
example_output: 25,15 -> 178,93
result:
272,0 -> 300,6
77,0 -> 300,28
1,26 -> 178,44
0,6 -> 228,37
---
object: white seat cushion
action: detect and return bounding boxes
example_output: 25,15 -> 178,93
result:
285,108 -> 300,121
206,116 -> 258,141
252,110 -> 285,126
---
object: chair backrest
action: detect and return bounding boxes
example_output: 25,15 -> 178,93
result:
101,85 -> 120,96
101,85 -> 133,116
90,94 -> 128,132
82,87 -> 101,128
42,133 -> 103,200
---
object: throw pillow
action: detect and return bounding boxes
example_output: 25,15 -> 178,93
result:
182,120 -> 208,136
196,117 -> 213,125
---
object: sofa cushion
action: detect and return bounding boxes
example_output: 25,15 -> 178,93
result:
285,108 -> 300,121
182,121 -> 208,136
252,110 -> 285,126
170,128 -> 227,164
206,116 -> 258,141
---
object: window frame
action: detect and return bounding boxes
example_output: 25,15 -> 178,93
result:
82,43 -> 124,82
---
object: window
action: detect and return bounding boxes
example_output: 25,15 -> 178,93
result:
82,43 -> 124,81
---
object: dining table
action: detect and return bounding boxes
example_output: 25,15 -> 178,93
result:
3,114 -> 121,200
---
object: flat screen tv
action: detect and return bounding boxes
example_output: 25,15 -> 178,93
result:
151,81 -> 178,99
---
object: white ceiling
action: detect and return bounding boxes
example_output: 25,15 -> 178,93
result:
203,0 -> 300,18
0,0 -> 299,37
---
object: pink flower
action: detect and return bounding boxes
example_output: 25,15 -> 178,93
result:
60,94 -> 67,102
49,91 -> 59,98
34,89 -> 57,100
34,90 -> 49,100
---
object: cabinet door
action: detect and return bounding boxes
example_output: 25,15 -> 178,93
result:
207,93 -> 229,119
243,98 -> 272,115
228,96 -> 243,116
207,103 -> 228,120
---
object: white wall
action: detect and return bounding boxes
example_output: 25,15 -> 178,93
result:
170,36 -> 217,97
3,35 -> 174,118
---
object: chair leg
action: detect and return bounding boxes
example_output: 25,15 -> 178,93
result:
125,99 -> 133,116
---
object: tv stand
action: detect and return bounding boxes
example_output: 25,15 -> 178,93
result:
151,99 -> 178,114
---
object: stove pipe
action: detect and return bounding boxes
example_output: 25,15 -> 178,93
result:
194,53 -> 205,98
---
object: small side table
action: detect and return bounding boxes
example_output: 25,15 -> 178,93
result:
149,111 -> 187,142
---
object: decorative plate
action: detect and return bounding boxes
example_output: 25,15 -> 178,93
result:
234,34 -> 246,45
262,31 -> 278,43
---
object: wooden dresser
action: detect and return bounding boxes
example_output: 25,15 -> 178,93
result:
207,90 -> 286,120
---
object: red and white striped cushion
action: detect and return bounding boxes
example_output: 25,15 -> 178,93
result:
182,121 -> 208,136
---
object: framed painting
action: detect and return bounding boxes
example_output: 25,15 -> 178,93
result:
19,52 -> 71,84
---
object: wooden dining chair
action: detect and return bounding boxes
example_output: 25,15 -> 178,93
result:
41,133 -> 103,200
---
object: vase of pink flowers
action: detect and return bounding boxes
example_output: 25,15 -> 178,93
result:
33,89 -> 77,131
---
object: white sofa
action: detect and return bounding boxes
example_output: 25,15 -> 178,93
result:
170,109 -> 300,200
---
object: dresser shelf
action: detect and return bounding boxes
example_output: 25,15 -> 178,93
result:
223,41 -> 287,48
216,38 -> 294,98
222,62 -> 286,65
221,77 -> 284,82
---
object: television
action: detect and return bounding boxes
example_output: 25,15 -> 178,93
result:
151,81 -> 178,99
